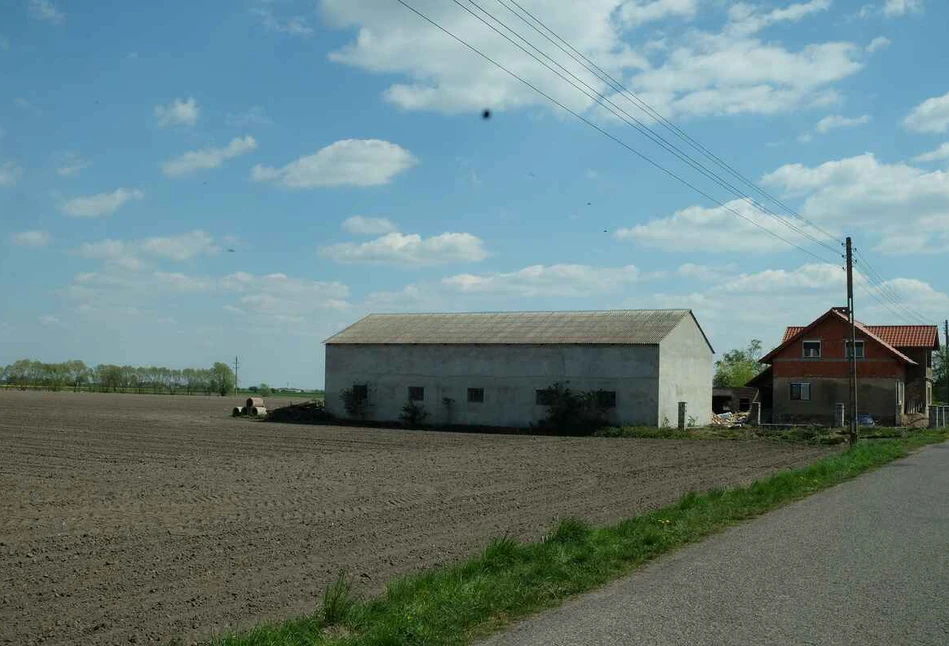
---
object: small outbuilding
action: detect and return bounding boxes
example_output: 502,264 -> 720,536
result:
324,309 -> 713,428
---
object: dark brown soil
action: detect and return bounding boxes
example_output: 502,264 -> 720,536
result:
0,390 -> 834,645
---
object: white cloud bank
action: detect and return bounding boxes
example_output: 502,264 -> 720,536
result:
252,139 -> 417,188
321,232 -> 487,266
60,188 -> 144,218
162,136 -> 258,177
154,97 -> 199,128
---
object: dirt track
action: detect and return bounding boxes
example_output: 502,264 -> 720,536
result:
0,390 -> 833,645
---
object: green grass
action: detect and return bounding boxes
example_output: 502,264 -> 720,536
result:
202,431 -> 947,646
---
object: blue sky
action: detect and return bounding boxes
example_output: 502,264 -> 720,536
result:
2,0 -> 948,387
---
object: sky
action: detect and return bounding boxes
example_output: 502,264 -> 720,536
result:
1,0 -> 948,388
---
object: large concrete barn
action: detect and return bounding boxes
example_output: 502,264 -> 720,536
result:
324,309 -> 714,428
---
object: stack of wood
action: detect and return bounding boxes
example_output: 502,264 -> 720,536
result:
711,411 -> 749,428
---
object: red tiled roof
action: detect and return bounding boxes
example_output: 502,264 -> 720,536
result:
782,323 -> 938,349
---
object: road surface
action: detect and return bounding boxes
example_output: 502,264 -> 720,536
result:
482,442 -> 949,646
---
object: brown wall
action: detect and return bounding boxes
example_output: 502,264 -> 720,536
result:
773,377 -> 901,426
772,316 -> 907,380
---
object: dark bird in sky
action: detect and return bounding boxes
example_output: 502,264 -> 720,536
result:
587,202 -> 592,206
482,109 -> 491,119
227,248 -> 235,253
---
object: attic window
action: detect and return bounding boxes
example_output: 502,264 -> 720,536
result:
802,340 -> 821,358
846,340 -> 865,359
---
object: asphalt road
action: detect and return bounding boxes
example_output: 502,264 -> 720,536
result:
482,442 -> 949,646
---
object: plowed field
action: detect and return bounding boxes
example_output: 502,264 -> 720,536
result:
0,390 -> 832,645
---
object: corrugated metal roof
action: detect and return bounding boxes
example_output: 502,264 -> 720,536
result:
325,310 -> 697,346
782,324 -> 938,349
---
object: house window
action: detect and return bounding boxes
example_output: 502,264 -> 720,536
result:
536,389 -> 555,406
802,341 -> 821,358
467,387 -> 484,403
790,383 -> 811,401
596,391 -> 617,409
408,386 -> 424,402
739,398 -> 751,412
845,340 -> 865,359
352,384 -> 368,402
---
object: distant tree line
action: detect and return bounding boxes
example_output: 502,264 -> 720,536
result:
0,359 -> 236,396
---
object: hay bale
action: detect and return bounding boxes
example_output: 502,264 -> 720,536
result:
232,406 -> 245,417
251,406 -> 268,417
246,397 -> 264,409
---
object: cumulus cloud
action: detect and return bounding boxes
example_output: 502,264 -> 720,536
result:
161,136 -> 258,177
341,216 -> 398,235
29,0 -> 63,24
322,0 -> 863,119
815,114 -> 871,133
251,4 -> 314,37
883,0 -> 923,17
677,263 -> 738,282
78,230 -> 219,270
903,91 -> 949,133
11,230 -> 50,248
252,139 -> 417,188
0,161 -> 23,186
321,232 -> 487,266
60,188 -> 144,218
77,239 -> 144,271
154,97 -> 199,128
866,36 -> 891,53
913,142 -> 949,163
225,106 -> 272,127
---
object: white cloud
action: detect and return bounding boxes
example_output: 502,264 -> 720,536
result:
60,188 -> 144,218
815,114 -> 871,133
78,230 -> 219,269
154,97 -> 199,128
322,0 -> 862,120
29,0 -> 64,24
341,216 -> 398,236
883,0 -> 923,17
762,153 -> 949,254
442,264 -> 642,297
56,151 -> 92,177
619,0 -> 698,27
252,5 -> 314,37
252,139 -> 417,188
677,263 -> 738,282
39,315 -> 64,327
718,263 -> 845,294
161,136 -> 258,177
0,161 -> 23,186
11,230 -> 50,248
141,230 -> 220,261
225,106 -> 272,127
615,198 -> 823,253
866,36 -> 891,53
903,91 -> 949,133
913,142 -> 949,163
78,239 -> 143,271
321,231 -> 487,266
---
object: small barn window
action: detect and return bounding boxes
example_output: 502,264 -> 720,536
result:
596,391 -> 617,409
790,383 -> 811,401
738,397 -> 751,412
535,389 -> 555,406
845,340 -> 865,359
408,386 -> 424,402
467,388 -> 484,403
802,340 -> 821,358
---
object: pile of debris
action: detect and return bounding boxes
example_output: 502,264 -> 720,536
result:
711,411 -> 750,428
232,397 -> 268,418
265,400 -> 334,425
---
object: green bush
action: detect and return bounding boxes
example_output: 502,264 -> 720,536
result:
535,383 -> 609,435
399,400 -> 428,427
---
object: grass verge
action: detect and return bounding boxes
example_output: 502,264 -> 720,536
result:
204,432 -> 947,646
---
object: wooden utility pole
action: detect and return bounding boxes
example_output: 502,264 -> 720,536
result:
234,355 -> 240,393
846,237 -> 858,447
944,320 -> 948,405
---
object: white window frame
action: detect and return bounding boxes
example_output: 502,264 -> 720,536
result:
790,382 -> 811,401
845,340 -> 865,359
802,340 -> 821,359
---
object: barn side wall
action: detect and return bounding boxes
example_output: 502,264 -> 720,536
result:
324,344 -> 661,428
657,315 -> 714,427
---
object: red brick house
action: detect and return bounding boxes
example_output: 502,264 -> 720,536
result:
759,308 -> 939,426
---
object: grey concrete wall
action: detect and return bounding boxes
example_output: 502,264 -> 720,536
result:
657,316 -> 713,427
324,344 -> 661,427
773,377 -> 900,426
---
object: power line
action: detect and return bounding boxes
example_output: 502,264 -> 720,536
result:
393,0 -> 840,265
455,0 -> 842,257
500,0 -> 844,248
853,248 -> 933,325
852,272 -> 926,325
